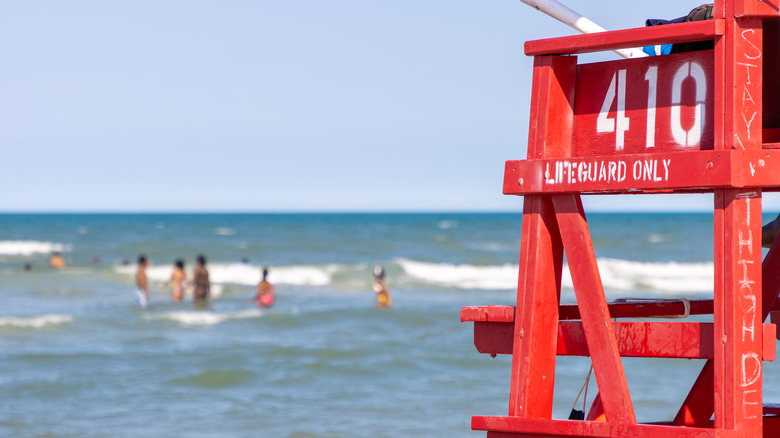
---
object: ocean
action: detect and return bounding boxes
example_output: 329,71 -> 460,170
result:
1,212 -> 780,437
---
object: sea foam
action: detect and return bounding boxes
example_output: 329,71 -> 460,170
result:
0,314 -> 73,328
397,257 -> 714,294
115,263 -> 333,286
144,309 -> 263,326
397,258 -> 518,290
0,241 -> 71,256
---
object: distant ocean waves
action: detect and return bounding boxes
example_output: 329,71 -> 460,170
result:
112,257 -> 715,294
397,258 -> 714,294
0,240 -> 70,256
113,263 -> 335,287
0,314 -> 73,329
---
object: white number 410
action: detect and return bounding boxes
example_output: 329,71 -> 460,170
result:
596,62 -> 706,150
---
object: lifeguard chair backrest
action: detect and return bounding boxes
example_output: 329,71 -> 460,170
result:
572,50 -> 715,157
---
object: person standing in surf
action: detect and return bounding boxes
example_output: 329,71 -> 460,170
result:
193,254 -> 210,305
167,259 -> 187,302
255,267 -> 276,308
373,266 -> 391,310
49,252 -> 65,269
136,255 -> 150,303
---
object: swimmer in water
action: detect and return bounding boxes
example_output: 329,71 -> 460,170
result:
49,252 -> 65,269
136,255 -> 150,301
373,266 -> 392,310
255,267 -> 276,308
168,259 -> 187,302
193,254 -> 210,305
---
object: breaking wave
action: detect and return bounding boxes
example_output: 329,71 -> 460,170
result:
144,309 -> 264,326
0,314 -> 73,328
0,241 -> 71,256
396,257 -> 714,293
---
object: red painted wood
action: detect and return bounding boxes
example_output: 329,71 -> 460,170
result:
573,51 -> 714,156
533,56 -> 577,159
560,300 -> 714,319
673,235 -> 780,427
503,150 -> 780,195
711,7 -> 764,434
735,0 -> 780,18
474,416 -> 733,437
472,320 -> 775,360
509,196 -> 561,418
552,194 -> 635,424
765,416 -> 780,437
464,1 -> 780,436
524,19 -> 724,57
507,55 -> 575,419
764,404 -> 780,416
461,299 -> 730,323
714,190 -> 764,432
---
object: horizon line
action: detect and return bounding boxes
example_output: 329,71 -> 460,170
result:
0,209 -> 718,215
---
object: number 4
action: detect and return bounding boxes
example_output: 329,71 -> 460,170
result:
597,69 -> 630,150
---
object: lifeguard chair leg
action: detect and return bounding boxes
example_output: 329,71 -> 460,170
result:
552,194 -> 636,424
509,195 -> 562,418
507,54 -> 574,419
711,9 -> 765,431
675,228 -> 780,428
712,190 -> 763,433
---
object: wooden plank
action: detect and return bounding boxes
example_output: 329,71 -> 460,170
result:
710,7 -> 764,433
509,195 -> 562,418
503,150 -> 780,195
474,416 -> 733,437
673,231 -> 780,427
524,19 -> 724,56
560,300 -> 716,320
735,0 -> 780,18
472,320 -> 775,360
714,189 -> 764,431
507,55 -> 575,420
461,305 -> 515,323
461,299 -> 731,322
553,194 -> 635,424
572,51 -> 714,156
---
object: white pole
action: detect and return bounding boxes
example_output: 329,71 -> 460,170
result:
518,0 -> 647,59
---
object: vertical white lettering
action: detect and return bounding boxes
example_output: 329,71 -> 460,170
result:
737,230 -> 753,258
737,62 -> 758,85
744,389 -> 760,419
742,107 -> 757,141
741,29 -> 762,60
663,159 -> 671,180
741,353 -> 761,387
742,294 -> 757,342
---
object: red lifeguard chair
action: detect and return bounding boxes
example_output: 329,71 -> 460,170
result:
461,1 -> 780,436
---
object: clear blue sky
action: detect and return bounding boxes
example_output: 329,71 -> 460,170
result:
3,1 -> 776,212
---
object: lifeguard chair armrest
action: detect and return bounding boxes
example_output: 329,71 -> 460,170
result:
467,319 -> 776,360
461,301 -> 780,322
525,19 -> 724,57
